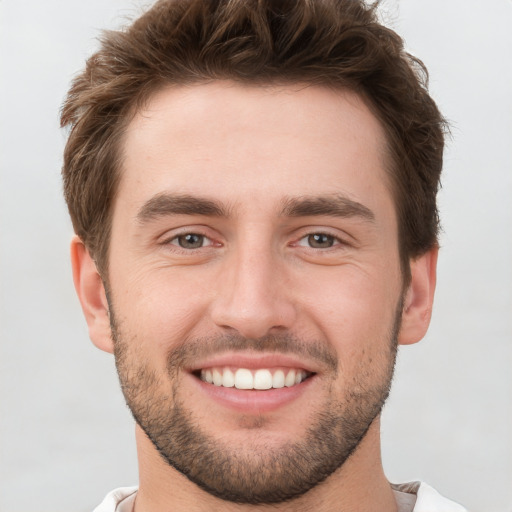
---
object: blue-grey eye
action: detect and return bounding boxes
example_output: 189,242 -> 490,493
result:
175,233 -> 205,249
307,233 -> 335,248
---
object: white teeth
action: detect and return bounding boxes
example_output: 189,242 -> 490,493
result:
200,367 -> 310,389
254,369 -> 272,390
284,369 -> 296,387
212,368 -> 223,386
235,368 -> 254,389
222,368 -> 235,388
272,370 -> 285,389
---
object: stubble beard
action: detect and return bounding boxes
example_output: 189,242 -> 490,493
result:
111,308 -> 401,505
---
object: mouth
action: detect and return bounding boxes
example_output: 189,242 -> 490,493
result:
195,367 -> 314,390
187,353 -> 319,413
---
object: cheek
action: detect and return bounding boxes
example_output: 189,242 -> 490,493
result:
110,267 -> 213,359
296,265 -> 401,355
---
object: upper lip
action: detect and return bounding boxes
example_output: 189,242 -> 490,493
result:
187,352 -> 319,374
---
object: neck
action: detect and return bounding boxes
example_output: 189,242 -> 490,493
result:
133,417 -> 397,512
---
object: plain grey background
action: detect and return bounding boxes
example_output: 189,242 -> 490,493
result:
1,1 -> 511,511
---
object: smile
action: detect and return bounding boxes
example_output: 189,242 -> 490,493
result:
199,367 -> 313,390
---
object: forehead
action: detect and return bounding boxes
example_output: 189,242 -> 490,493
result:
118,81 -> 392,218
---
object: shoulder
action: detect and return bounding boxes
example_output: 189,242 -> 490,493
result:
92,487 -> 138,512
393,481 -> 468,512
414,483 -> 468,512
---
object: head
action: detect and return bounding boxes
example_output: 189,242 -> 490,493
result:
62,0 -> 446,281
64,0 -> 444,506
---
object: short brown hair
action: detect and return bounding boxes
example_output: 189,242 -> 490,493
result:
61,0 -> 447,278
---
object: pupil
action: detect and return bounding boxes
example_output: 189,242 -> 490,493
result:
179,234 -> 203,248
308,233 -> 333,248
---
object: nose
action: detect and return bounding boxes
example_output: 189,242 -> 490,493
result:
210,243 -> 297,340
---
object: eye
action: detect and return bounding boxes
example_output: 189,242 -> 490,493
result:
170,233 -> 212,249
297,233 -> 338,249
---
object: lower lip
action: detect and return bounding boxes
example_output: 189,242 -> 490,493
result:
188,373 -> 316,414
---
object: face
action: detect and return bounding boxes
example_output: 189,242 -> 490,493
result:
106,82 -> 405,504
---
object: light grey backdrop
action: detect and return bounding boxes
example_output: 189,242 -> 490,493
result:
1,1 -> 511,511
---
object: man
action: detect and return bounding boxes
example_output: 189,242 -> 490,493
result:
61,0 -> 467,510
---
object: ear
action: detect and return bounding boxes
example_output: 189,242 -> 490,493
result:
398,247 -> 438,346
70,236 -> 114,354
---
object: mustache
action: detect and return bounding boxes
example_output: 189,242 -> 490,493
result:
166,333 -> 339,375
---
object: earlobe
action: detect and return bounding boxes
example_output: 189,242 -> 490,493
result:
398,247 -> 438,346
70,236 -> 114,354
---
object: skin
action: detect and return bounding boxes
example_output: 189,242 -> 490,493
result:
71,82 -> 437,511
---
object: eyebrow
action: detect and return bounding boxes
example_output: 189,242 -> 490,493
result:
280,195 -> 375,222
136,193 -> 229,223
136,192 -> 375,224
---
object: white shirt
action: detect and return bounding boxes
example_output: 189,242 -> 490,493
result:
93,482 -> 468,512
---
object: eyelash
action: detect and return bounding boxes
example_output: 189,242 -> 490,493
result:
293,232 -> 348,250
162,230 -> 347,252
164,232 -> 216,250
